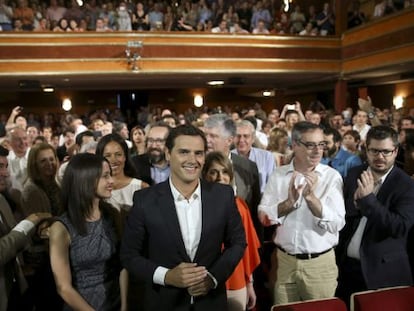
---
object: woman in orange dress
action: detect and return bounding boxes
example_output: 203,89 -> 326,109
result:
203,152 -> 261,311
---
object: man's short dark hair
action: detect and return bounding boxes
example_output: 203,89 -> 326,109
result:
323,127 -> 342,143
366,125 -> 399,148
166,125 -> 207,152
0,145 -> 9,157
75,130 -> 94,146
292,121 -> 322,143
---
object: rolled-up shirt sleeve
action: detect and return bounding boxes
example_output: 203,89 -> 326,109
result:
314,168 -> 345,233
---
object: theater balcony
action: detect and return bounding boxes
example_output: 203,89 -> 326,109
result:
0,6 -> 413,113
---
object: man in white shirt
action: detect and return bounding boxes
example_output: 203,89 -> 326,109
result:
7,127 -> 30,192
121,125 -> 246,310
353,110 -> 371,142
258,121 -> 345,305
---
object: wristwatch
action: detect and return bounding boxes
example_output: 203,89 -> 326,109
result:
368,110 -> 375,119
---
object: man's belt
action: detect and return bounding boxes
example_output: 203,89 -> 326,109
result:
277,245 -> 332,260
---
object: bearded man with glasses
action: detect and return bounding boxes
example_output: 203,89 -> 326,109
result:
131,122 -> 171,185
336,125 -> 414,306
258,121 -> 345,305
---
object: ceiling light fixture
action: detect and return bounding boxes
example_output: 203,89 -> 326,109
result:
207,80 -> 224,86
42,86 -> 54,93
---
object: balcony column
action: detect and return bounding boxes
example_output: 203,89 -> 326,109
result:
335,0 -> 352,35
334,79 -> 348,113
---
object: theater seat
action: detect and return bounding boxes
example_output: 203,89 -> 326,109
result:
350,286 -> 414,311
271,297 -> 347,311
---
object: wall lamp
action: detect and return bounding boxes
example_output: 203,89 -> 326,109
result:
125,41 -> 143,72
393,96 -> 404,110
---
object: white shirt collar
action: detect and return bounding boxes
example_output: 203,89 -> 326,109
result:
169,178 -> 201,202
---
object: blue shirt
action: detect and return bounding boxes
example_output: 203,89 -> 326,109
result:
321,147 -> 362,178
232,147 -> 275,193
150,165 -> 170,184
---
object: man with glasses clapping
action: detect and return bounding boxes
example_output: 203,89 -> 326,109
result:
258,121 -> 345,305
336,125 -> 414,306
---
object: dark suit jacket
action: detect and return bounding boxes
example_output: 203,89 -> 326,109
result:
337,165 -> 414,289
131,153 -> 154,186
0,194 -> 30,311
230,153 -> 262,241
120,180 -> 246,311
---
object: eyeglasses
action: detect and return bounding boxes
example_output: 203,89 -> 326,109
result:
367,148 -> 396,157
297,140 -> 327,150
146,138 -> 166,145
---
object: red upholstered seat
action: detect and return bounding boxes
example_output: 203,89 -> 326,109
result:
271,297 -> 347,311
351,286 -> 414,311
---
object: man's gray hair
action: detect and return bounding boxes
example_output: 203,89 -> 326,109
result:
291,121 -> 322,143
204,114 -> 236,138
237,119 -> 256,137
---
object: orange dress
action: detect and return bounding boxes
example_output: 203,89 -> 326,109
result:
226,197 -> 261,290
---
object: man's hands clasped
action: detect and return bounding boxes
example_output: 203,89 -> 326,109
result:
164,262 -> 214,297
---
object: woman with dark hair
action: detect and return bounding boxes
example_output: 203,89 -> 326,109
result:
20,142 -> 62,310
129,125 -> 146,156
95,133 -> 149,213
49,153 -> 124,310
202,152 -> 261,311
95,133 -> 148,309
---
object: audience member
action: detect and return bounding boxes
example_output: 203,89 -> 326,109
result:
20,143 -> 62,310
26,125 -> 40,146
56,128 -> 75,162
321,127 -> 362,178
121,124 -> 246,310
116,1 -> 132,31
64,0 -> 85,24
212,19 -> 228,32
7,127 -> 30,191
203,114 -> 262,240
267,127 -> 292,166
353,110 -> 371,143
132,2 -> 149,31
49,153 -> 125,310
147,2 -> 163,31
0,0 -> 13,31
0,145 -> 51,310
251,0 -> 272,30
259,121 -> 345,305
113,121 -> 132,148
290,5 -> 305,34
6,106 -> 26,132
131,123 -> 170,185
96,133 -> 148,213
348,0 -> 366,28
336,125 -> 414,305
316,2 -> 335,35
232,120 -> 275,193
129,125 -> 146,156
203,151 -> 261,311
46,0 -> 66,25
252,18 -> 269,34
13,0 -> 34,31
342,129 -> 361,155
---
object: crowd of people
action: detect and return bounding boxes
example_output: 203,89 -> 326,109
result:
1,0 -> 414,34
1,97 -> 414,310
